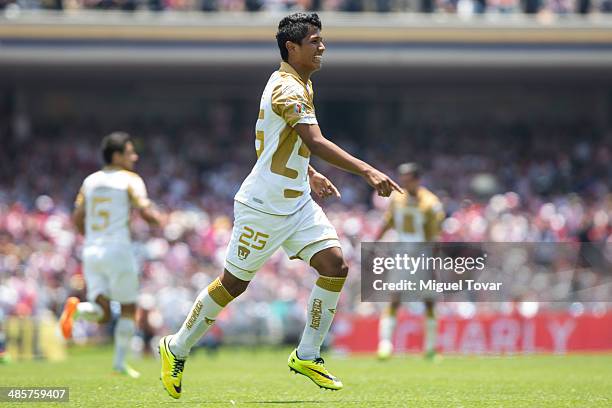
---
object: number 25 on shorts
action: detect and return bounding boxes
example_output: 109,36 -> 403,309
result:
237,226 -> 270,260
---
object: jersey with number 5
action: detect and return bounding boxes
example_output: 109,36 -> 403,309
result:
235,62 -> 318,215
75,166 -> 150,245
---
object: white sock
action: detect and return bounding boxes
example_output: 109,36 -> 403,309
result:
113,318 -> 135,370
425,317 -> 438,353
170,277 -> 234,359
75,302 -> 104,322
378,313 -> 397,345
297,276 -> 346,360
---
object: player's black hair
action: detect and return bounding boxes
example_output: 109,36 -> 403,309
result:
101,132 -> 131,164
276,13 -> 322,62
397,162 -> 421,178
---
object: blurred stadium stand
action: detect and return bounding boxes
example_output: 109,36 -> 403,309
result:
0,0 -> 612,13
0,12 -> 610,355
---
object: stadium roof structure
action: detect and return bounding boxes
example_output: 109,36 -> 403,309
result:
1,12 -> 612,69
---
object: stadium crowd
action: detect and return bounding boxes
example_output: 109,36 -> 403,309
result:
0,108 -> 610,350
1,0 -> 611,14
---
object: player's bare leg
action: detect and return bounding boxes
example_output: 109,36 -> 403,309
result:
290,247 -> 346,390
424,299 -> 439,361
170,269 -> 246,358
60,294 -> 138,376
160,269 -> 244,399
60,294 -> 109,339
378,295 -> 400,360
113,303 -> 139,378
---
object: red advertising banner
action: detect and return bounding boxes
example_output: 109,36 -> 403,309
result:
332,312 -> 612,354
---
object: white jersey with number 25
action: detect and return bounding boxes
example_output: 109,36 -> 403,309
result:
235,61 -> 319,216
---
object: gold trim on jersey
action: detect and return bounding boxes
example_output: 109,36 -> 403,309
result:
127,185 -> 151,209
271,125 -> 300,179
74,188 -> 84,208
279,61 -> 309,87
271,87 -> 314,128
272,62 -> 316,128
255,130 -> 265,158
298,142 -> 310,158
284,189 -> 303,198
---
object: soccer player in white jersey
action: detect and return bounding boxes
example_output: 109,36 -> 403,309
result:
59,132 -> 163,378
159,12 -> 402,398
375,163 -> 445,361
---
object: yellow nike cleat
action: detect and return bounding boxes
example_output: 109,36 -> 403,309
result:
59,297 -> 80,340
159,335 -> 185,399
287,349 -> 343,391
112,364 -> 141,379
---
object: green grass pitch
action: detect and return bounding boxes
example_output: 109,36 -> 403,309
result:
2,347 -> 611,407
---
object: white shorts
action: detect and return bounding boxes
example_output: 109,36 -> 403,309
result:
225,199 -> 341,281
82,243 -> 139,304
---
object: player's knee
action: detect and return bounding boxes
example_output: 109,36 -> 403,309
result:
220,270 -> 250,298
324,256 -> 348,278
95,296 -> 112,323
311,248 -> 348,278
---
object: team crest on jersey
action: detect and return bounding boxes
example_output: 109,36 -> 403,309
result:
295,103 -> 303,114
238,245 -> 251,260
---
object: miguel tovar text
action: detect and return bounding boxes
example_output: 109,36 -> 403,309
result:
373,279 -> 502,293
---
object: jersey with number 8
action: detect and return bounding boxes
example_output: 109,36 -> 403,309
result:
235,62 -> 318,215
75,166 -> 150,245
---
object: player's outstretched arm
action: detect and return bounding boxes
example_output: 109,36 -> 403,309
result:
296,124 -> 402,197
140,205 -> 164,228
72,203 -> 85,235
308,165 -> 341,199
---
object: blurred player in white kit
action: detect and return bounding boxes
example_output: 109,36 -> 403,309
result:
60,132 -> 163,378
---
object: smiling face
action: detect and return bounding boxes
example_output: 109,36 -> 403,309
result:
286,25 -> 325,76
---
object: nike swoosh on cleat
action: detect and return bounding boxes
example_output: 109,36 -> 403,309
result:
173,384 -> 181,393
304,366 -> 335,382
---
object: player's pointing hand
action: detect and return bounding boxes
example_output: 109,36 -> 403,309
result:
362,167 -> 403,197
